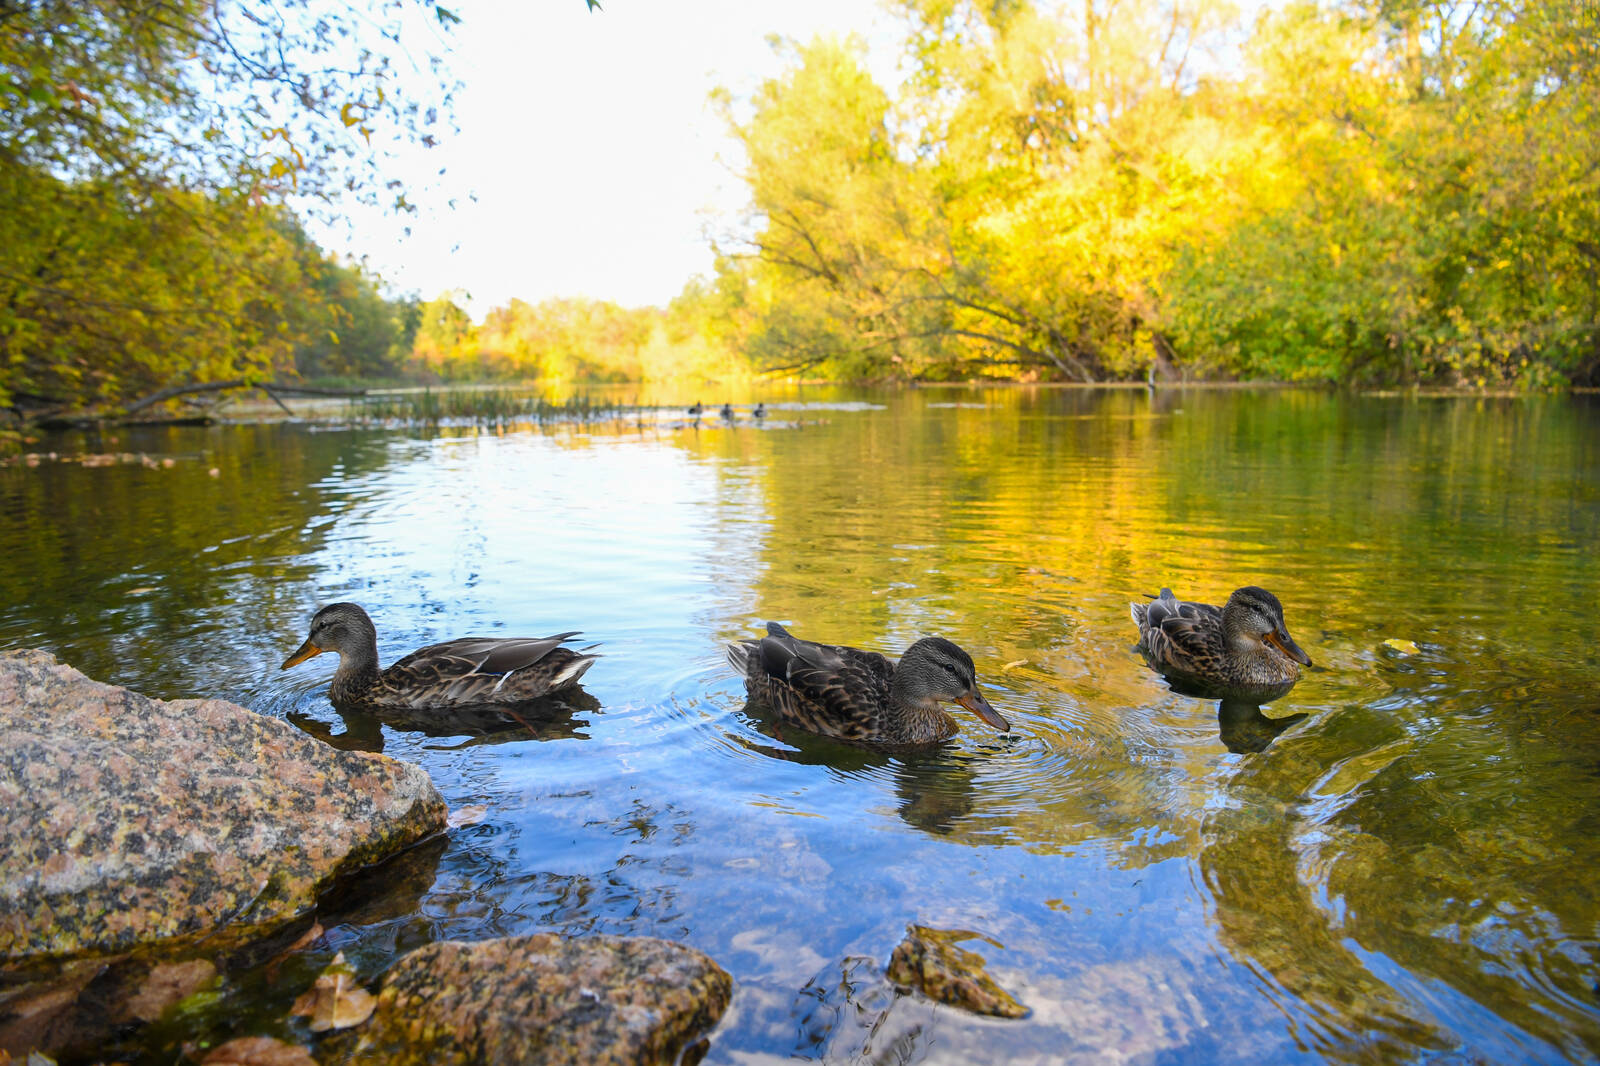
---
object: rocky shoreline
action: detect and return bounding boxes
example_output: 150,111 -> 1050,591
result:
0,651 -> 732,1064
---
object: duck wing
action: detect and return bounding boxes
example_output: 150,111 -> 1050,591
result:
745,624 -> 894,739
1138,590 -> 1225,678
382,632 -> 596,707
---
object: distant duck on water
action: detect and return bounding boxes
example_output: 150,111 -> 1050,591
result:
282,602 -> 598,710
1130,586 -> 1311,702
720,403 -> 735,420
753,402 -> 767,419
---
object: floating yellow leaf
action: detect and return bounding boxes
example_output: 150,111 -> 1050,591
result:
1382,638 -> 1420,654
289,952 -> 376,1032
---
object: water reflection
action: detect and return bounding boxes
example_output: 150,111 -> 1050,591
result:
1215,699 -> 1309,754
1201,662 -> 1600,1062
732,701 -> 981,836
287,687 -> 599,752
4,388 -> 1599,1063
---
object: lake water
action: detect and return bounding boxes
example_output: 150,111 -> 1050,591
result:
3,386 -> 1598,1064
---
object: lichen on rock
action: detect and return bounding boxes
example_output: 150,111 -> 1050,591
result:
335,933 -> 733,1065
0,649 -> 447,969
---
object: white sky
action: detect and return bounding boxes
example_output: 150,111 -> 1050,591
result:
310,0 -> 900,317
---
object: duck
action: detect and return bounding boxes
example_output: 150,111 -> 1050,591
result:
719,403 -> 735,420
727,622 -> 1009,745
753,402 -> 767,419
282,602 -> 598,709
1130,586 -> 1311,702
687,401 -> 704,419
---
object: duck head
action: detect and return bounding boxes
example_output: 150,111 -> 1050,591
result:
1222,587 -> 1312,667
282,602 -> 380,670
895,637 -> 1010,731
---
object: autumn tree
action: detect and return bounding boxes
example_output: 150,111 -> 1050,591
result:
1,0 -> 459,417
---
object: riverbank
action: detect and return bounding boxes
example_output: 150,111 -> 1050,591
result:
0,651 -> 733,1065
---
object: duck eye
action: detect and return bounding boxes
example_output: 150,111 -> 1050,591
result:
941,661 -> 958,673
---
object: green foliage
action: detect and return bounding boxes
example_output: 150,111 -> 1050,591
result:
698,0 -> 1599,386
0,1 -> 454,416
404,292 -> 748,384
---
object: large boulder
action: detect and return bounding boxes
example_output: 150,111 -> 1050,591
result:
0,649 -> 447,968
337,934 -> 733,1065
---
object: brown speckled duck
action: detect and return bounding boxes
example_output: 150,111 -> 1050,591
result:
1130,586 -> 1312,702
727,622 -> 1009,746
282,602 -> 597,709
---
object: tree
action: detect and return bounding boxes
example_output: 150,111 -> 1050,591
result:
1,0 -> 459,416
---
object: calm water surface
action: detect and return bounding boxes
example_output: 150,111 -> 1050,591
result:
3,387 -> 1599,1064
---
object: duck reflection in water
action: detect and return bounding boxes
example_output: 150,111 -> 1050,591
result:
732,702 -> 983,836
290,687 -> 599,753
1215,698 -> 1308,754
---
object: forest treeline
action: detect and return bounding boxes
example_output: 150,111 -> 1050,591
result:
701,0 -> 1600,387
4,0 -> 1597,424
0,0 -> 451,422
416,0 -> 1600,389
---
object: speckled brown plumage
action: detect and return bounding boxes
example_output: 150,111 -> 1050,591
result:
1130,586 -> 1312,702
283,603 -> 597,710
726,622 -> 1008,746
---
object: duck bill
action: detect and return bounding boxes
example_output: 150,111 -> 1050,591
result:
1265,630 -> 1312,667
957,690 -> 1010,732
281,639 -> 324,670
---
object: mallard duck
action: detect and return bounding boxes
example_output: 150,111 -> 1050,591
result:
1130,586 -> 1312,702
282,602 -> 598,709
719,403 -> 735,420
727,622 -> 1009,745
753,402 -> 767,419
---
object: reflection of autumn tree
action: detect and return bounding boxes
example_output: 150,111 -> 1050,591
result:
0,424 -> 377,696
1202,670 -> 1600,1060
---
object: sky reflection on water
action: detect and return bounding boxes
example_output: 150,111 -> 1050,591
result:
3,387 -> 1598,1063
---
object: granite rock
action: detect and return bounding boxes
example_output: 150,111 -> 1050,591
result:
0,649 -> 447,967
339,933 -> 733,1065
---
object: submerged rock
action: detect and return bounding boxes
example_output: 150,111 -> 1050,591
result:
0,648 -> 447,1054
887,925 -> 1028,1019
337,933 -> 733,1065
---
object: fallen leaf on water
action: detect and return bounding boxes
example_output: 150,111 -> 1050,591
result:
1381,638 -> 1420,654
125,958 -> 217,1022
448,804 -> 489,828
126,587 -> 157,596
200,1035 -> 317,1066
1000,659 -> 1028,673
289,952 -> 376,1032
